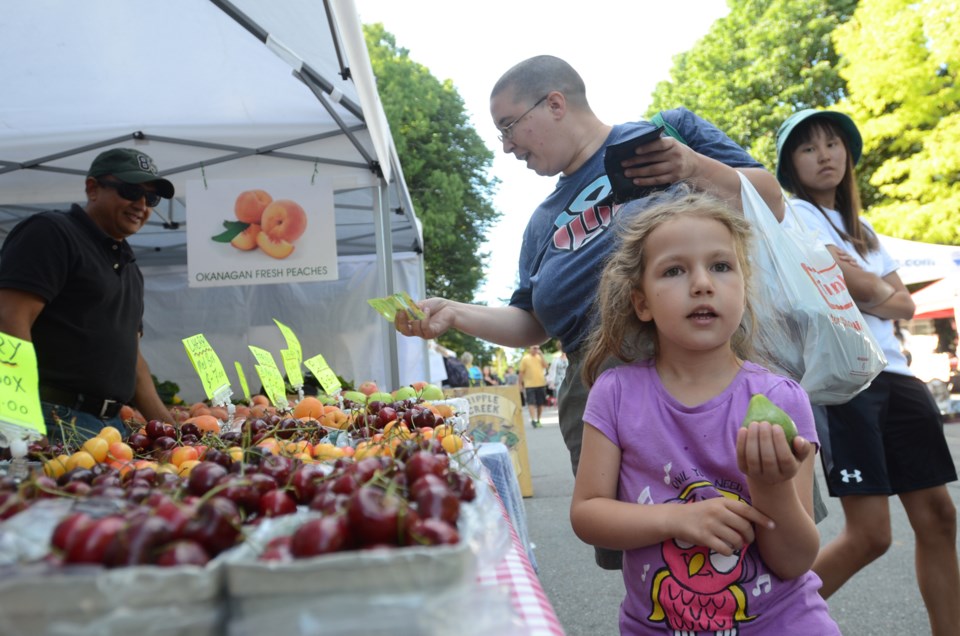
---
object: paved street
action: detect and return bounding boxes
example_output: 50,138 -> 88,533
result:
521,404 -> 960,635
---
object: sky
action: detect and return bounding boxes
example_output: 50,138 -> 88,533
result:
354,0 -> 731,307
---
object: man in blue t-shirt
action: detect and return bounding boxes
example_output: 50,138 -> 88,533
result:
395,55 -> 784,566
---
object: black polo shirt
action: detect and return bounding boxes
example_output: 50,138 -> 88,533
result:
0,205 -> 143,403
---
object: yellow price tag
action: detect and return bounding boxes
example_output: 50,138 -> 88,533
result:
248,345 -> 278,370
303,353 -> 342,395
281,349 -> 304,388
234,362 -> 251,401
273,319 -> 302,362
366,292 -> 425,321
255,364 -> 288,408
182,334 -> 231,401
0,332 -> 44,437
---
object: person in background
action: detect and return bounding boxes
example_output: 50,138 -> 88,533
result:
777,108 -> 959,634
395,54 -> 784,570
519,345 -> 548,427
482,365 -> 501,386
546,341 -> 569,405
0,148 -> 176,441
504,365 -> 519,386
571,190 -> 838,635
460,351 -> 483,387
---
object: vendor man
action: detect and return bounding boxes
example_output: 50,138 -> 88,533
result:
0,148 -> 175,440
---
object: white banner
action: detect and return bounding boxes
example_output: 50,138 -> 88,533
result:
186,177 -> 338,287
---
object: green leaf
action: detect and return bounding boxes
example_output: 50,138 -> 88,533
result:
211,220 -> 249,243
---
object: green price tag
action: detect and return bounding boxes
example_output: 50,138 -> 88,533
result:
281,349 -> 304,389
0,332 -> 45,437
255,364 -> 288,408
182,334 -> 231,401
366,292 -> 425,322
303,353 -> 342,395
234,361 -> 251,401
273,319 -> 302,362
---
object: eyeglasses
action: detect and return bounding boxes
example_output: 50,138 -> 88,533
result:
497,95 -> 549,143
97,178 -> 162,207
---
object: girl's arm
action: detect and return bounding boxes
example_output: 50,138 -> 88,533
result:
825,245 -> 915,320
571,423 -> 773,555
737,422 -> 820,580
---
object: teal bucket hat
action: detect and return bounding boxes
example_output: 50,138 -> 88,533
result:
775,109 -> 862,188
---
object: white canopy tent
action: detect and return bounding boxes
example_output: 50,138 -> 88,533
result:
0,0 -> 431,402
878,235 -> 960,286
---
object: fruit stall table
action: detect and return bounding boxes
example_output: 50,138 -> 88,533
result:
477,483 -> 564,635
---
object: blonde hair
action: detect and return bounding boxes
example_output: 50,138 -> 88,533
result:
581,189 -> 764,386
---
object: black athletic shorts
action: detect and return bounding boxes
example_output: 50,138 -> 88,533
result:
524,386 -> 547,407
819,372 -> 957,497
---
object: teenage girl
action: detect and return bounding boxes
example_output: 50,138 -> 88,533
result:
777,108 -> 959,635
570,190 -> 839,634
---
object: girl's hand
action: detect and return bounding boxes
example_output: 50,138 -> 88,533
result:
667,497 -> 774,557
736,421 -> 813,485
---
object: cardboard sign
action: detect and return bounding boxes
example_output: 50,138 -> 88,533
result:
0,332 -> 44,438
445,385 -> 533,497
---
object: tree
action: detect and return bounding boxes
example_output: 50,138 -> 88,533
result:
833,0 -> 960,243
647,0 -> 856,169
364,24 -> 502,360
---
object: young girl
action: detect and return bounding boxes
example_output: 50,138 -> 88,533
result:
569,191 -> 839,635
776,109 -> 959,635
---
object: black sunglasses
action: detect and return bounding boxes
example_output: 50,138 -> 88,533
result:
97,178 -> 162,207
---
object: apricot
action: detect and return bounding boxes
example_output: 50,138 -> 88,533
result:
230,223 -> 261,251
184,414 -> 220,434
261,199 -> 307,242
235,189 -> 273,224
293,396 -> 324,420
251,395 -> 270,407
256,231 -> 295,259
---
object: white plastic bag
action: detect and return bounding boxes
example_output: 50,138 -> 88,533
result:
738,172 -> 886,404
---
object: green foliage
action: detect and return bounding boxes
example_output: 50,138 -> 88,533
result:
363,24 -> 501,303
648,0 -> 856,169
833,0 -> 960,243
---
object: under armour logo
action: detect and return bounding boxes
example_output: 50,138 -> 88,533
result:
840,469 -> 863,483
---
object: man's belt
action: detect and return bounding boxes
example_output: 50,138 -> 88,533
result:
39,385 -> 123,419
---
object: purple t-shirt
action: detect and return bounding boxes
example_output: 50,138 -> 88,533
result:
584,360 -> 839,635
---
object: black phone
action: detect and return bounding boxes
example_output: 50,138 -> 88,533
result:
603,125 -> 667,203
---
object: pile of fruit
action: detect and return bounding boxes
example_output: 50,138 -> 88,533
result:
0,383 -> 477,570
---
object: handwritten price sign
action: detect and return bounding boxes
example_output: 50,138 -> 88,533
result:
182,334 -> 231,401
0,332 -> 44,437
303,353 -> 341,395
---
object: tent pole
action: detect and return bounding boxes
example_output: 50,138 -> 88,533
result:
372,182 -> 400,390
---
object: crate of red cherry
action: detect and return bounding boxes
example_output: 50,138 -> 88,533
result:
220,443 -> 505,624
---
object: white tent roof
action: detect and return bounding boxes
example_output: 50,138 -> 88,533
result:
0,0 -> 422,264
0,0 -> 426,390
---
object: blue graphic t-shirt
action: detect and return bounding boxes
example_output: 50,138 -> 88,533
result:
509,108 -> 762,353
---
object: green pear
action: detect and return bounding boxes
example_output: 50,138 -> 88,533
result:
392,386 -> 418,401
741,393 -> 798,445
420,383 -> 445,401
341,390 -> 368,405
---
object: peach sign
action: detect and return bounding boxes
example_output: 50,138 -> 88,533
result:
186,177 -> 337,288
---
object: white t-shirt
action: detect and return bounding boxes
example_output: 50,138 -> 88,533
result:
786,199 -> 911,376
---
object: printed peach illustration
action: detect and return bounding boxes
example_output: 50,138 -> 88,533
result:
256,230 -> 295,259
234,189 -> 273,224
230,223 -> 261,250
261,199 -> 307,242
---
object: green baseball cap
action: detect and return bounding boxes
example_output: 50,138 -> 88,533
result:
87,148 -> 174,199
775,109 -> 862,188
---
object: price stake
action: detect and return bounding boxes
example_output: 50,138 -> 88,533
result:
280,348 -> 304,389
255,364 -> 288,408
0,331 -> 44,439
234,362 -> 251,401
182,334 -> 231,401
273,319 -> 302,362
303,353 -> 342,395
